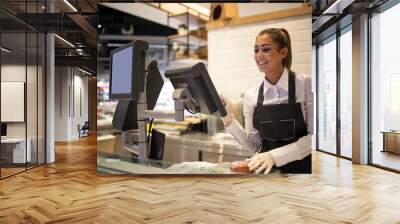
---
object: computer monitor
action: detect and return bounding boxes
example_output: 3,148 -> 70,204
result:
165,63 -> 227,117
1,123 -> 7,137
109,40 -> 148,100
146,60 -> 164,110
112,101 -> 138,131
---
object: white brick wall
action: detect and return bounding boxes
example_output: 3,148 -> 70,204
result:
208,15 -> 312,99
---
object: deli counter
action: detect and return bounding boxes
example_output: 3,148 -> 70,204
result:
97,130 -> 253,175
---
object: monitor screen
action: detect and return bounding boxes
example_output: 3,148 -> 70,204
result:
165,63 -> 227,117
109,40 -> 148,100
111,47 -> 133,95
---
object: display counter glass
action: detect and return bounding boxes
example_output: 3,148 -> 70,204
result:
97,131 -> 254,175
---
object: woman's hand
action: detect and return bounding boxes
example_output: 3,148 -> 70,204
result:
247,152 -> 276,174
219,94 -> 235,127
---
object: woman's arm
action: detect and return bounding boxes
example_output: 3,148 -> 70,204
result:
222,94 -> 261,153
225,119 -> 261,153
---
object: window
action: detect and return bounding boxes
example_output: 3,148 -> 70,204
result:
0,1 -> 46,179
370,2 -> 400,171
339,27 -> 352,158
317,36 -> 337,154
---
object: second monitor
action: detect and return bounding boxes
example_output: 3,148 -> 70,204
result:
165,63 -> 227,117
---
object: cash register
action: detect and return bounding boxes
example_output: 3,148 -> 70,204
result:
108,40 -> 227,160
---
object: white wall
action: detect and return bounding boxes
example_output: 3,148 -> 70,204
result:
55,67 -> 89,141
1,82 -> 25,122
1,65 -> 26,139
1,65 -> 39,137
1,64 -> 46,163
72,73 -> 89,138
208,14 -> 312,99
1,65 -> 26,82
55,67 -> 68,141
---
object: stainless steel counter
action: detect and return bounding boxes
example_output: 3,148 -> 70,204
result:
97,131 -> 255,174
97,151 -> 242,174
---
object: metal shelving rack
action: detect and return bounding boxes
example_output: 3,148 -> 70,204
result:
167,10 -> 208,61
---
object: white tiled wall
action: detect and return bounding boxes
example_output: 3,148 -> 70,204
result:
208,15 -> 312,99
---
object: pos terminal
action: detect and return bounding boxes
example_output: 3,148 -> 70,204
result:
109,40 -> 226,160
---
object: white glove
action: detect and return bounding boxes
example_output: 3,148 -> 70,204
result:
246,152 -> 276,174
219,94 -> 235,127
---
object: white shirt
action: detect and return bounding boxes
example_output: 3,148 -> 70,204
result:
226,68 -> 314,167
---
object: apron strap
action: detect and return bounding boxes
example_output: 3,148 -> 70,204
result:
256,82 -> 264,106
288,71 -> 296,104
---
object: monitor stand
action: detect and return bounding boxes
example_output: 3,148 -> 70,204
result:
120,88 -> 198,160
117,63 -> 198,160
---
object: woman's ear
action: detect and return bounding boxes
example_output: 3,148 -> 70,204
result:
280,47 -> 288,58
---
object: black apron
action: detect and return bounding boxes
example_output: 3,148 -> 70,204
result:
252,71 -> 311,174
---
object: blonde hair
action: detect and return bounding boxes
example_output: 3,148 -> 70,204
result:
256,28 -> 292,70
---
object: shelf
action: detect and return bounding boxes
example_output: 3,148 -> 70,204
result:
167,11 -> 208,62
98,34 -> 168,45
169,12 -> 208,29
168,57 -> 207,67
171,46 -> 207,60
170,56 -> 207,61
168,34 -> 207,47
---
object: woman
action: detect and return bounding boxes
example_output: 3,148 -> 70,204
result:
221,28 -> 313,174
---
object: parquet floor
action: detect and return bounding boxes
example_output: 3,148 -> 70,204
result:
1,167 -> 26,178
1,135 -> 400,223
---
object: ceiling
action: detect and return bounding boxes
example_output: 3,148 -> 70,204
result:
0,0 -> 99,72
1,1 -> 313,73
0,1 -> 214,74
1,31 -> 46,65
312,0 -> 390,44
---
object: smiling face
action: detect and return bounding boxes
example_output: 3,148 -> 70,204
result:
254,33 -> 288,74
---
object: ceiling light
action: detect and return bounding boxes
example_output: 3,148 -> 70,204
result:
323,0 -> 354,15
1,47 -> 11,53
63,0 -> 78,12
54,34 -> 75,48
78,67 -> 92,76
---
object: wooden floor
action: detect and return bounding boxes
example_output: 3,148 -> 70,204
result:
1,163 -> 45,178
1,167 -> 26,178
1,136 -> 400,223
